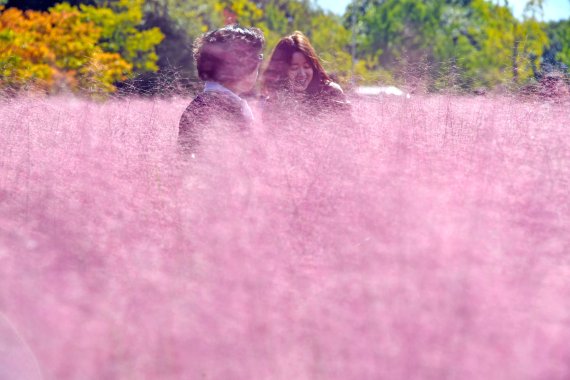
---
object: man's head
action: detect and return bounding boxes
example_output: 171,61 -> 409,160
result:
193,25 -> 265,93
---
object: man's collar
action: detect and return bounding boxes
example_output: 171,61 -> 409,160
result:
204,81 -> 239,98
203,81 -> 253,122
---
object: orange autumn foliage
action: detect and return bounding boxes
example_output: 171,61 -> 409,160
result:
0,6 -> 132,95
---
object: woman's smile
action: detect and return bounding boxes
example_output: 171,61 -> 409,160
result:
288,51 -> 314,92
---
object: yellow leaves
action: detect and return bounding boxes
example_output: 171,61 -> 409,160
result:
73,1 -> 163,74
217,0 -> 263,25
78,52 -> 132,96
436,0 -> 549,88
0,5 -> 132,95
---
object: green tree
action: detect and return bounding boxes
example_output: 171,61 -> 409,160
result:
345,0 -> 549,90
544,19 -> 570,70
62,0 -> 164,73
309,13 -> 353,82
345,0 -> 444,68
133,0 -> 219,94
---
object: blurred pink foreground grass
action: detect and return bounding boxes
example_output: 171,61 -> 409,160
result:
1,94 -> 569,379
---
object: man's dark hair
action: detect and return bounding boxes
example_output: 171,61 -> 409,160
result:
193,25 -> 265,84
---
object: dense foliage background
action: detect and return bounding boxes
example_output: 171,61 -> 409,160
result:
0,0 -> 569,95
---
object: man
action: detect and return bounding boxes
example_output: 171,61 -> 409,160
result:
179,25 -> 265,155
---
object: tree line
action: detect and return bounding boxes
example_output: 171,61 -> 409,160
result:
0,0 -> 568,96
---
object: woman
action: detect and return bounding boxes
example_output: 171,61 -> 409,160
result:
178,25 -> 265,155
262,31 -> 350,123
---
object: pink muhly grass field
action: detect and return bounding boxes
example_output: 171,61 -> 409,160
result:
0,94 -> 569,379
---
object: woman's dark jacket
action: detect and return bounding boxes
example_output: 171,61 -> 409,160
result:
262,81 -> 351,126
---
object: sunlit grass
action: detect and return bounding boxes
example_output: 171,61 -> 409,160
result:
1,94 -> 569,379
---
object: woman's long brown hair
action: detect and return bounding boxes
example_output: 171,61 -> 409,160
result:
262,31 -> 331,95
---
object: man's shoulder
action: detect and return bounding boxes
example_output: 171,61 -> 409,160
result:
186,91 -> 242,113
180,90 -> 247,131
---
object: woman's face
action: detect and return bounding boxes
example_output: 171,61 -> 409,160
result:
288,51 -> 314,92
